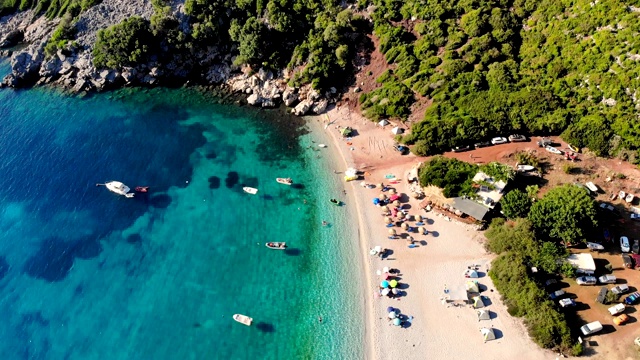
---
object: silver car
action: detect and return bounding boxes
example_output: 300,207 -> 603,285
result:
576,276 -> 597,285
598,275 -> 616,284
491,137 -> 508,145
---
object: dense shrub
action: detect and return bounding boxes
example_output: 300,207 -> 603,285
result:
93,17 -> 155,69
500,189 -> 531,219
417,156 -> 476,197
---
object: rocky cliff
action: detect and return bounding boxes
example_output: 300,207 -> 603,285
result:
0,2 -> 334,115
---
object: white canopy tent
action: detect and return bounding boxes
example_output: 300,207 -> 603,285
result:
391,126 -> 404,135
378,119 -> 389,127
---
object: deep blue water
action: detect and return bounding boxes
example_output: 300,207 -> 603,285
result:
0,86 -> 363,359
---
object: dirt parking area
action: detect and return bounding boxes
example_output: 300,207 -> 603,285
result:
548,249 -> 640,359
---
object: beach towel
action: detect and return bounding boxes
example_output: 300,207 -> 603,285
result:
385,174 -> 395,179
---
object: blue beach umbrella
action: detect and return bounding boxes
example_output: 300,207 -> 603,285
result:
381,280 -> 389,288
373,198 -> 380,205
393,318 -> 402,326
387,307 -> 395,313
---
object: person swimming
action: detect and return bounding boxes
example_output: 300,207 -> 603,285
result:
322,220 -> 328,226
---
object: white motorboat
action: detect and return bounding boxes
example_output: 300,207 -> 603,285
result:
516,164 -> 535,172
318,144 -> 327,148
620,190 -> 627,200
585,182 -> 598,192
233,313 -> 253,326
243,187 -> 258,194
545,145 -> 563,155
102,181 -> 134,198
276,178 -> 293,185
587,242 -> 605,251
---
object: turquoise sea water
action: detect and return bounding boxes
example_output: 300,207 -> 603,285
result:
0,85 -> 363,359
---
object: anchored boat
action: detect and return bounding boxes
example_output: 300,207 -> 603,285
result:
98,181 -> 134,198
266,242 -> 287,250
276,178 -> 293,185
233,314 -> 253,326
243,187 -> 258,194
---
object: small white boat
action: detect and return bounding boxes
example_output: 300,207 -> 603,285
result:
276,178 -> 293,185
266,242 -> 287,249
516,164 -> 535,172
243,187 -> 258,194
626,193 -> 635,203
318,144 -> 327,148
545,146 -> 563,155
585,182 -> 598,192
620,190 -> 627,199
102,181 -> 134,198
587,242 -> 605,251
233,314 -> 253,326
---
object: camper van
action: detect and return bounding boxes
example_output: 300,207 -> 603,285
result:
580,321 -> 603,336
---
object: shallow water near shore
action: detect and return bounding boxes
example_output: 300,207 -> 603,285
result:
0,87 -> 363,359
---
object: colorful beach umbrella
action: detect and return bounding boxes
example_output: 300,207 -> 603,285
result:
388,311 -> 397,319
381,280 -> 389,288
387,306 -> 395,313
389,280 -> 398,288
393,318 -> 402,326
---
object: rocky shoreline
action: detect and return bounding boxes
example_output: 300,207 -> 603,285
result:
0,2 -> 336,116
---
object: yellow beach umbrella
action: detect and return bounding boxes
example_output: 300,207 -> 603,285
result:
397,212 -> 405,219
382,205 -> 390,212
418,226 -> 426,235
379,193 -> 387,200
385,217 -> 393,224
379,183 -> 384,189
401,222 -> 409,230
388,229 -> 396,235
416,215 -> 423,222
393,200 -> 400,206
389,280 -> 398,288
389,188 -> 397,195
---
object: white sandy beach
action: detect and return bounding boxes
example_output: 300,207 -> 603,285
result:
307,106 -> 553,360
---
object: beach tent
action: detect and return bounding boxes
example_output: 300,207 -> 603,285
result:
378,119 -> 389,127
391,126 -> 404,135
345,168 -> 358,177
466,281 -> 480,293
480,327 -> 496,342
473,296 -> 485,308
341,127 -> 353,137
464,269 -> 479,278
477,310 -> 491,321
344,175 -> 358,182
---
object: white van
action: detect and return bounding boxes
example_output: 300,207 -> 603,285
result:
580,321 -> 603,336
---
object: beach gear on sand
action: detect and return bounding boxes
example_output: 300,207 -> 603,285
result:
385,174 -> 396,179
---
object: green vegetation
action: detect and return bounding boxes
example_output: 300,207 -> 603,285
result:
418,156 -> 476,198
528,185 -> 598,246
0,0 -> 99,18
500,189 -> 531,219
93,17 -> 155,69
486,218 -> 576,352
44,12 -> 77,57
358,0 -> 640,158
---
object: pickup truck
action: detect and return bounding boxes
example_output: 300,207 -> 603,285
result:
611,284 -> 630,295
580,321 -> 603,336
608,303 -> 626,316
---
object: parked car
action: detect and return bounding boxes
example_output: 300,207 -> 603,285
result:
633,239 -> 640,254
550,290 -> 565,300
598,275 -> 617,284
580,321 -> 603,336
621,236 -> 631,253
545,279 -> 558,287
614,314 -> 630,325
600,202 -> 615,212
491,137 -> 508,145
559,298 -> 576,307
393,144 -> 409,154
576,276 -> 597,285
624,292 -> 640,305
611,284 -> 630,295
451,145 -> 471,153
474,141 -> 492,148
631,213 -> 640,220
623,254 -> 634,269
508,134 -> 527,142
596,286 -> 609,304
608,303 -> 626,315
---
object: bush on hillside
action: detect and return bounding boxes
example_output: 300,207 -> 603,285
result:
93,17 -> 155,69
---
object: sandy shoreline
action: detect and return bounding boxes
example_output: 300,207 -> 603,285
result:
307,106 -> 553,360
